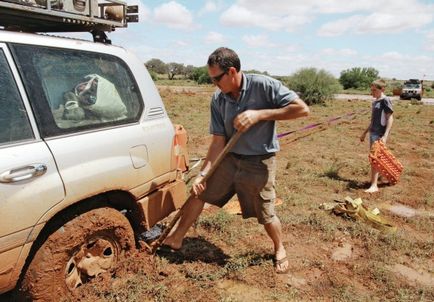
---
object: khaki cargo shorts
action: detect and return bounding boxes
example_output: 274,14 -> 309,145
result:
199,152 -> 277,225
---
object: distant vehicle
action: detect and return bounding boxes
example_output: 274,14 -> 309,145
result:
400,79 -> 423,101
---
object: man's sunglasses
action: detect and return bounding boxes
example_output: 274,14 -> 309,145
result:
210,70 -> 227,83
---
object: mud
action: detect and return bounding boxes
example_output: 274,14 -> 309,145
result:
390,264 -> 434,287
331,243 -> 353,261
387,204 -> 417,218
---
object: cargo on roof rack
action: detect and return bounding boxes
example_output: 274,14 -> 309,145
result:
0,0 -> 138,33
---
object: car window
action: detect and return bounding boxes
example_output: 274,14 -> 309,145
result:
10,44 -> 143,136
0,50 -> 33,145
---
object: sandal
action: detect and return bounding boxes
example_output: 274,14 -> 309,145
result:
274,256 -> 290,274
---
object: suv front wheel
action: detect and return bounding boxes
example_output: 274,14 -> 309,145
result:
19,207 -> 136,301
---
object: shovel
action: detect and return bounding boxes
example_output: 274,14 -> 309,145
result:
148,131 -> 242,254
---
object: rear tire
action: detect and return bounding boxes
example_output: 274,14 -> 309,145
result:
19,207 -> 135,301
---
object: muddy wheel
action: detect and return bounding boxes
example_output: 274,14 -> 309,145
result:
20,207 -> 135,301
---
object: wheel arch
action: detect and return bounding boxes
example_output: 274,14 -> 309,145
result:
10,190 -> 144,293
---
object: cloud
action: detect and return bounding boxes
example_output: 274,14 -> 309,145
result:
199,1 -> 218,15
220,4 -> 311,31
204,31 -> 227,44
175,40 -> 188,47
424,31 -> 434,51
219,1 -> 433,35
240,48 -> 434,79
357,12 -> 432,34
365,52 -> 434,79
321,48 -> 358,56
317,15 -> 363,37
318,0 -> 434,36
239,45 -> 434,80
242,34 -> 276,48
380,51 -> 404,61
153,1 -> 195,30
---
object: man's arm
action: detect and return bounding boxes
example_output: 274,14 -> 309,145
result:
381,113 -> 393,144
234,98 -> 309,132
192,134 -> 226,196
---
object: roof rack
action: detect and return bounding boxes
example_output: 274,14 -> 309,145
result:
0,0 -> 138,43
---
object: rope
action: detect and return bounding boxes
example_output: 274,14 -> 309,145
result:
277,108 -> 369,139
184,108 -> 370,178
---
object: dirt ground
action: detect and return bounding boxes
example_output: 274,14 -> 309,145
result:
2,87 -> 433,301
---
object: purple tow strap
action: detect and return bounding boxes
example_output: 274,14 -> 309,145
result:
277,109 -> 369,139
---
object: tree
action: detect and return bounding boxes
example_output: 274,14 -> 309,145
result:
286,67 -> 341,105
339,67 -> 379,90
167,62 -> 185,80
191,66 -> 211,84
184,65 -> 194,79
145,58 -> 167,74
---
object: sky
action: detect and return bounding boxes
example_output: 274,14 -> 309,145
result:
93,1 -> 434,80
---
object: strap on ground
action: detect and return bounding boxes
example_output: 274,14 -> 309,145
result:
320,196 -> 397,233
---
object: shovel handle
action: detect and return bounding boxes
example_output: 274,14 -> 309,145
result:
198,131 -> 242,184
150,131 -> 242,253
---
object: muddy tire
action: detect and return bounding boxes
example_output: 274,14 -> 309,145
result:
19,207 -> 135,301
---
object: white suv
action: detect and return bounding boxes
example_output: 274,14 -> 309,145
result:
400,79 -> 423,101
0,29 -> 188,300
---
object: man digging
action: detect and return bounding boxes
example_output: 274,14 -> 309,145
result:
163,47 -> 309,274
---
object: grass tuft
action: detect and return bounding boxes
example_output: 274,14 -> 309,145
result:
197,210 -> 234,233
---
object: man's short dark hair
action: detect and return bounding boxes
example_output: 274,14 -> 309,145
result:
207,47 -> 241,72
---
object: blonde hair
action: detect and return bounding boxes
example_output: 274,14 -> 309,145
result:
372,79 -> 386,89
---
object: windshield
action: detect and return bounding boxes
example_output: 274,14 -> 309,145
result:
404,83 -> 420,89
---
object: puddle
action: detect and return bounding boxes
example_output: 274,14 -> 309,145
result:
387,204 -> 417,218
331,243 -> 352,261
390,264 -> 434,287
380,202 -> 434,218
286,274 -> 307,288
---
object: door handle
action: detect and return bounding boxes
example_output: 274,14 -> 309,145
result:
0,164 -> 47,183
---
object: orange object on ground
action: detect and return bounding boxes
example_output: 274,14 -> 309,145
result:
173,124 -> 189,173
369,140 -> 403,185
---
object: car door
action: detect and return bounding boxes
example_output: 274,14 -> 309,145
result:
0,44 -> 65,291
9,43 -> 174,205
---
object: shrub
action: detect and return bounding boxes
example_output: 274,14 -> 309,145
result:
145,58 -> 167,74
285,67 -> 341,105
390,81 -> 402,96
191,66 -> 211,84
339,67 -> 379,89
148,70 -> 158,81
198,73 -> 211,84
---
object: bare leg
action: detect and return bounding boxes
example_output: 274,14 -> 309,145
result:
163,196 -> 205,250
264,217 -> 288,273
365,166 -> 380,193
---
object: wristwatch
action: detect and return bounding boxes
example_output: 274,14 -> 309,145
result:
199,171 -> 207,177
